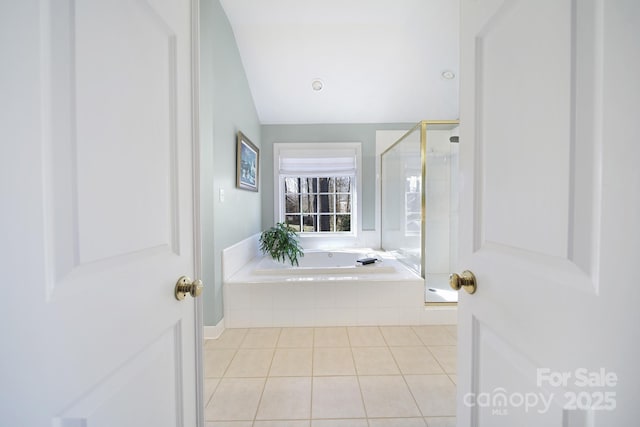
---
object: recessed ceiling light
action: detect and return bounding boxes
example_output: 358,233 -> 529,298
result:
311,79 -> 324,91
441,70 -> 455,80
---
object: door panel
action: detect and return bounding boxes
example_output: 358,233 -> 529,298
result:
478,0 -> 572,259
459,0 -> 638,425
73,0 -> 177,263
55,325 -> 181,427
472,319 -> 563,425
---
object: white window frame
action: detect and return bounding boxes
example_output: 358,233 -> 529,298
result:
273,142 -> 362,241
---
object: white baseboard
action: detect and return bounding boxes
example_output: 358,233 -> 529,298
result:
204,317 -> 225,340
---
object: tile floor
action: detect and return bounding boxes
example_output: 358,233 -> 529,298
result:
204,325 -> 457,427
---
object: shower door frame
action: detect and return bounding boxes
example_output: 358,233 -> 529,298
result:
380,119 -> 459,299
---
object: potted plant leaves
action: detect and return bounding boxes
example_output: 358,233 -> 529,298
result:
259,222 -> 304,266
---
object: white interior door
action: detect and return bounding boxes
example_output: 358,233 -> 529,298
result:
458,0 -> 639,425
1,1 -> 201,426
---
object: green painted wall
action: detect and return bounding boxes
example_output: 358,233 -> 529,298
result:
200,0 -> 261,326
260,124 -> 414,231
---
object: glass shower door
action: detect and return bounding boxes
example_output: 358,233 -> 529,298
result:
380,121 -> 459,304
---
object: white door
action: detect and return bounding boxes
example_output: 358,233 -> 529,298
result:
0,1 -> 201,426
458,0 -> 639,425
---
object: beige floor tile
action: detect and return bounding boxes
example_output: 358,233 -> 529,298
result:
428,346 -> 457,374
412,326 -> 457,346
204,349 -> 236,377
311,420 -> 368,427
225,349 -> 274,377
352,347 -> 400,375
448,374 -> 456,385
369,418 -> 427,427
313,347 -> 356,376
278,327 -> 314,347
255,421 -> 310,427
380,326 -> 423,346
256,377 -> 312,420
206,329 -> 248,349
405,375 -> 456,416
443,325 -> 457,340
312,376 -> 366,419
359,375 -> 421,418
314,327 -> 350,347
204,378 -> 220,405
425,417 -> 456,427
269,348 -> 312,376
240,328 -> 281,348
390,346 -> 445,375
205,378 -> 265,421
347,326 -> 386,347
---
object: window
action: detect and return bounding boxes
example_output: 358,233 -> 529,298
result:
283,176 -> 353,232
274,143 -> 361,236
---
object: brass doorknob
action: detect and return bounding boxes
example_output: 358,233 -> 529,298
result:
175,276 -> 203,300
449,270 -> 477,294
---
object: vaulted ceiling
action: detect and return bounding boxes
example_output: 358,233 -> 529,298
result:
219,0 -> 459,124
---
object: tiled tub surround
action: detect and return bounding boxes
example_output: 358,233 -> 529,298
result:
222,235 -> 457,328
204,325 -> 457,427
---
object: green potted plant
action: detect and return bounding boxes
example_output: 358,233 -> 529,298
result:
259,222 -> 304,266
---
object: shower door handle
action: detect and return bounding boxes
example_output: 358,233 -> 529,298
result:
449,270 -> 477,294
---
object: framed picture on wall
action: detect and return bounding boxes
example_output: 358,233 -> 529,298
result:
236,131 -> 259,192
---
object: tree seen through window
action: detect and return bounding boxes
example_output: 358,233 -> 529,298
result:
283,176 -> 352,232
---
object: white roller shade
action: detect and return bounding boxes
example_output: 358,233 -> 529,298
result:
278,147 -> 357,175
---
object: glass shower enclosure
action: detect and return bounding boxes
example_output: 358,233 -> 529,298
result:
380,120 -> 459,304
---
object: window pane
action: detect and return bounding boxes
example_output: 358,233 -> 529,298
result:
318,215 -> 334,232
336,215 -> 351,232
318,177 -> 334,193
335,177 -> 351,193
318,194 -> 335,213
301,195 -> 317,213
302,215 -> 317,232
285,177 -> 300,194
301,178 -> 317,193
336,194 -> 351,213
285,215 -> 301,232
285,194 -> 300,213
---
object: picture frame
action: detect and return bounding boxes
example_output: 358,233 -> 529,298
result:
236,131 -> 259,192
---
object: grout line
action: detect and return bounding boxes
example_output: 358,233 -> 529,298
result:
218,347 -> 239,379
274,327 -> 284,348
443,324 -> 458,342
380,328 -> 426,419
364,326 -> 386,427
447,373 -> 456,386
202,376 -> 220,408
424,345 -> 451,376
348,326 -> 369,422
252,352 -> 275,424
